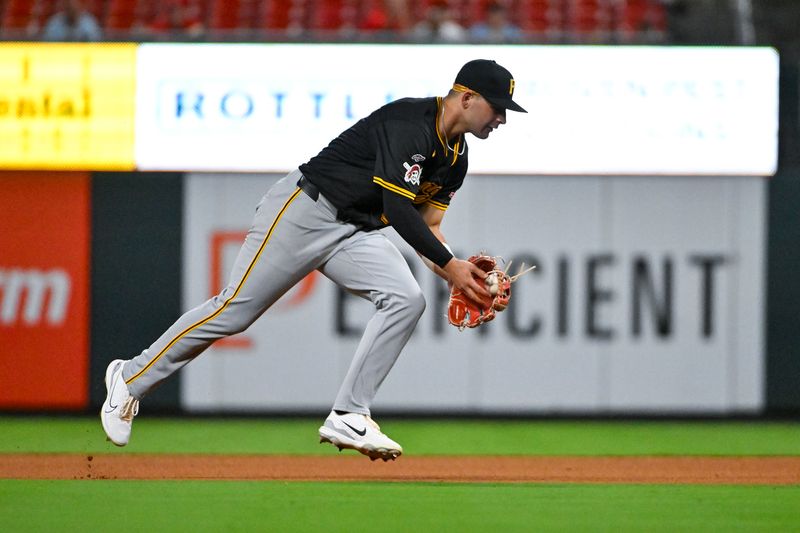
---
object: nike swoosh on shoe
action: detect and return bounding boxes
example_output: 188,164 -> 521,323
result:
105,363 -> 121,412
342,421 -> 367,436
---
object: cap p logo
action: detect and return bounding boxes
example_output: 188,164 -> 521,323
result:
453,59 -> 527,113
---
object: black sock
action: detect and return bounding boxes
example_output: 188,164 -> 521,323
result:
334,410 -> 349,416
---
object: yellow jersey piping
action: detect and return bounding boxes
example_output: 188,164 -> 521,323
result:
425,199 -> 449,211
436,96 -> 463,166
125,187 -> 304,385
373,176 -> 415,200
435,96 -> 448,153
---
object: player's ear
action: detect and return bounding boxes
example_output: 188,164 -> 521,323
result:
461,91 -> 476,110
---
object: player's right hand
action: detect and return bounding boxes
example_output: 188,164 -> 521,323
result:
443,258 -> 491,303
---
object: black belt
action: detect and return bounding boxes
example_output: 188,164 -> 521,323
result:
297,175 -> 319,201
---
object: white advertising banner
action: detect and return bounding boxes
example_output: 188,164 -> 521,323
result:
136,44 -> 778,176
181,173 -> 765,414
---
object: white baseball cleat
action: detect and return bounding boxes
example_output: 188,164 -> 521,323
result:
319,411 -> 403,461
100,359 -> 139,447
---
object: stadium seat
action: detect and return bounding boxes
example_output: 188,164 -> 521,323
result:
209,0 -> 241,29
514,0 -> 561,34
0,0 -> 671,43
566,0 -> 611,38
615,0 -> 666,41
105,0 -> 138,29
260,0 -> 304,31
1,0 -> 36,31
307,0 -> 352,31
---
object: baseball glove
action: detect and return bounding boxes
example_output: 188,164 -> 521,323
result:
447,254 -> 535,331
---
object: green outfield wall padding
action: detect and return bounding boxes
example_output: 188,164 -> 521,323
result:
767,61 -> 800,412
767,166 -> 800,412
90,172 -> 183,411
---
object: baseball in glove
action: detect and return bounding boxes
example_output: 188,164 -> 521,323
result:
447,253 -> 535,331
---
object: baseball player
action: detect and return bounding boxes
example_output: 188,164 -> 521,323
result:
101,59 -> 526,461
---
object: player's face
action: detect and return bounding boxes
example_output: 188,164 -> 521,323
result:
469,95 -> 507,140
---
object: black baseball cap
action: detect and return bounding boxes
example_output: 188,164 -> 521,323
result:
453,59 -> 527,113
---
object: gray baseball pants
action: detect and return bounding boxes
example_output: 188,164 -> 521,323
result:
122,169 -> 426,415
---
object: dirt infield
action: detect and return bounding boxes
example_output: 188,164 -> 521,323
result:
2,454 -> 799,484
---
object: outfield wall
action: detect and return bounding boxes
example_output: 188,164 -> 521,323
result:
179,173 -> 765,414
0,43 -> 794,414
0,171 -> 772,414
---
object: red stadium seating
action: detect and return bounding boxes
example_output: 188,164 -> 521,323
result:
565,0 -> 611,38
209,0 -> 241,29
260,0 -> 302,30
105,0 -> 138,29
614,0 -> 666,40
0,0 -> 669,42
515,0 -> 561,34
2,0 -> 36,31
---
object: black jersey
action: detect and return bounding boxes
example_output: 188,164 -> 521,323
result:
299,97 -> 468,230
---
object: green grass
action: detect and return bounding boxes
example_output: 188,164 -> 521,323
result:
2,417 -> 798,531
1,416 -> 799,456
1,480 -> 798,532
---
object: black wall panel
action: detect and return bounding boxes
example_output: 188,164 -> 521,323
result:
90,172 -> 183,411
766,62 -> 800,413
